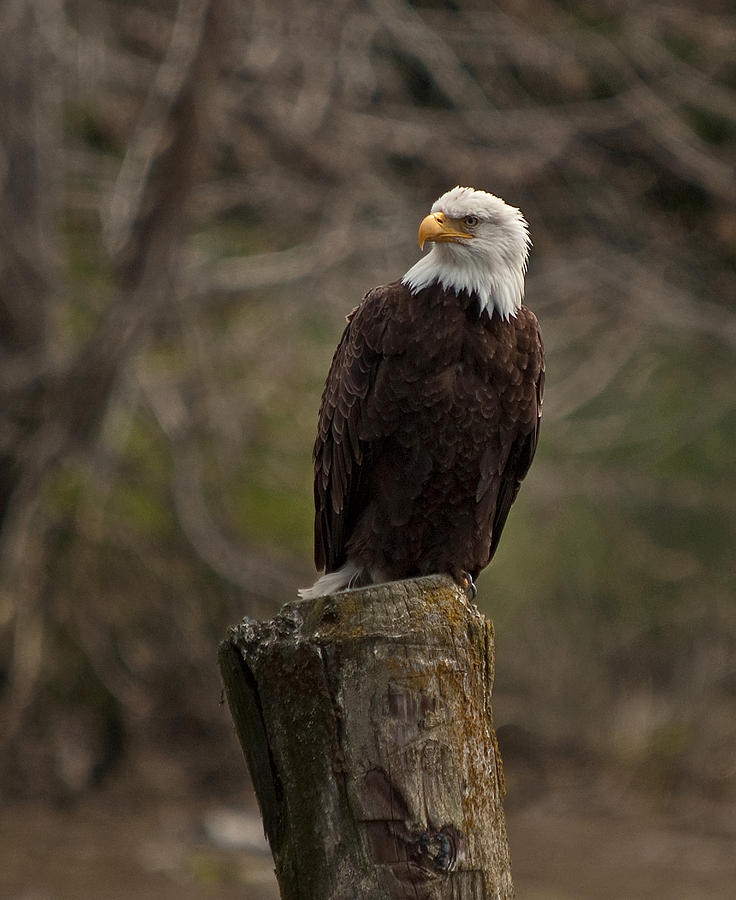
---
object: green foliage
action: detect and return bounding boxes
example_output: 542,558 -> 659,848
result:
390,48 -> 454,109
235,476 -> 313,556
556,0 -> 622,31
684,105 -> 735,146
64,102 -> 122,156
107,419 -> 178,538
659,28 -> 700,63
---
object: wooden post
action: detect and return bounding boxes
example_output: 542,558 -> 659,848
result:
218,574 -> 513,899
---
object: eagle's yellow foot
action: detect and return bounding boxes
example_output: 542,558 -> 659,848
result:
460,571 -> 477,601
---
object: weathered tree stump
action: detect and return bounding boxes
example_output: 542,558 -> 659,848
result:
218,574 -> 513,899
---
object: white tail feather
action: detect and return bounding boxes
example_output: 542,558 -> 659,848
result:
297,562 -> 360,600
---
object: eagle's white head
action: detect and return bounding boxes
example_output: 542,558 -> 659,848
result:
401,186 -> 531,320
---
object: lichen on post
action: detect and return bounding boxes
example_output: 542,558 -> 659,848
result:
218,574 -> 513,899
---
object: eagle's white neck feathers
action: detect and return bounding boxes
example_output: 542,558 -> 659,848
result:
401,186 -> 531,320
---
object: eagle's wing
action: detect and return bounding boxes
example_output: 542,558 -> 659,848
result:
486,310 -> 545,563
313,284 -> 398,573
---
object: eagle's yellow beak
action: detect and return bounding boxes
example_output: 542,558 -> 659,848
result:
418,212 -> 473,250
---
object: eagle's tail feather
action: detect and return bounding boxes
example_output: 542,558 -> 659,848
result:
297,561 -> 361,600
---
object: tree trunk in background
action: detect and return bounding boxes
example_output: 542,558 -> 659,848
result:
0,0 -> 219,773
219,575 -> 513,899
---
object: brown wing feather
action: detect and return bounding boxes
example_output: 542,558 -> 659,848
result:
486,309 -> 544,564
313,284 -> 399,572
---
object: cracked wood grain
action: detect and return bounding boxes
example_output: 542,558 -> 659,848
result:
219,575 -> 513,899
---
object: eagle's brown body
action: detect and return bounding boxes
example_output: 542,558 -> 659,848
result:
313,279 -> 544,586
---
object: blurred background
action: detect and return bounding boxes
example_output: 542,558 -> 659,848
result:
1,0 -> 735,897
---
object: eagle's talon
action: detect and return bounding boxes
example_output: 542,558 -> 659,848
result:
461,572 -> 477,601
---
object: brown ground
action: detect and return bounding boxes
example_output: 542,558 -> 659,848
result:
508,783 -> 736,899
4,754 -> 736,900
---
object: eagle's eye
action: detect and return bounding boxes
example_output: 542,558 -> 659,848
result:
463,215 -> 480,228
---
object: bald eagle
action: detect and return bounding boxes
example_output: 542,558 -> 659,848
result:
299,186 -> 544,600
